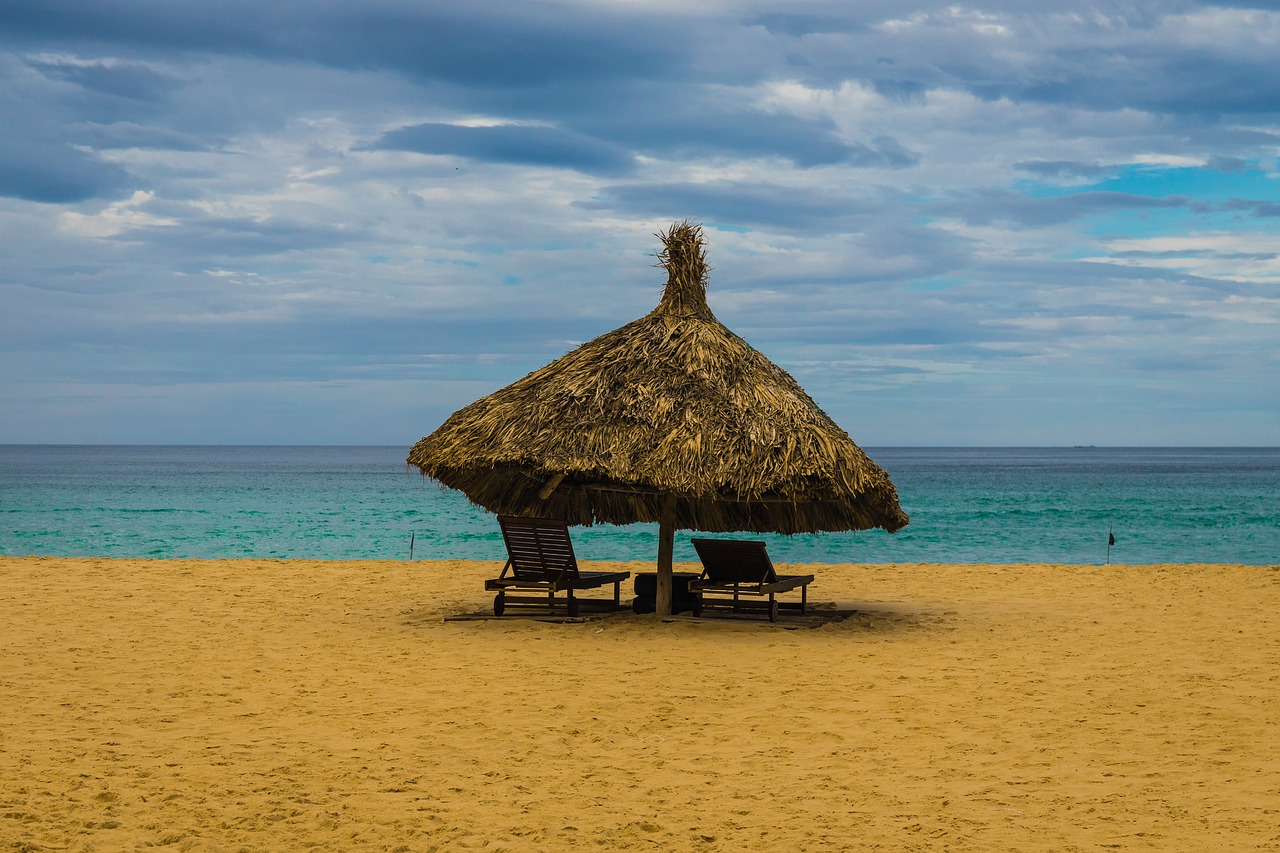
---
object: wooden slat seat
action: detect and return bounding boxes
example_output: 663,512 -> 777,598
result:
485,516 -> 630,617
689,538 -> 814,622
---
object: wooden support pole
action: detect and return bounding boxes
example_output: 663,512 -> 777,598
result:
537,472 -> 566,501
655,493 -> 676,617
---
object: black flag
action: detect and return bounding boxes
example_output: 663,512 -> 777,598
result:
1108,529 -> 1115,547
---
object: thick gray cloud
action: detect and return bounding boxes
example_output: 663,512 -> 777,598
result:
0,137 -> 133,202
1,0 -> 1278,445
931,190 -> 1194,228
1225,198 -> 1280,217
26,55 -> 178,102
0,0 -> 685,87
370,122 -> 637,176
577,182 -> 879,233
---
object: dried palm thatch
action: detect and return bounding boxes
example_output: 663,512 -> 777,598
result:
408,222 -> 908,539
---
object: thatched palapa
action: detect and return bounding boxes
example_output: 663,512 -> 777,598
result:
409,221 -> 908,614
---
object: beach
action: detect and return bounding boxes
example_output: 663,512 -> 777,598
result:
2,557 -> 1277,851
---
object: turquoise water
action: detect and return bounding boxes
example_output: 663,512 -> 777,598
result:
1,445 -> 1277,565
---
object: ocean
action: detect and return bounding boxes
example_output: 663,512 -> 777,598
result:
1,445 -> 1276,565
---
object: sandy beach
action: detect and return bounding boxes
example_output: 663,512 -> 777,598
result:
2,557 -> 1277,851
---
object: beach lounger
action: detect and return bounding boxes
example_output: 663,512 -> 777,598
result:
486,516 -> 630,617
689,538 -> 814,622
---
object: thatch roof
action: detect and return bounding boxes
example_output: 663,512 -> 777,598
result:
408,222 -> 908,536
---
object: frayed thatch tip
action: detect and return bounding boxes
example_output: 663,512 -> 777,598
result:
655,220 -> 712,318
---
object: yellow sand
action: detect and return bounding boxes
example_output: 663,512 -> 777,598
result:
2,557 -> 1278,851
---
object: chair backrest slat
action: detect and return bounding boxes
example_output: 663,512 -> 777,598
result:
499,516 -> 580,581
690,538 -> 777,585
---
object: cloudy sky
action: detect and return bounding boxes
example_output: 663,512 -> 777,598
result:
2,0 -> 1277,446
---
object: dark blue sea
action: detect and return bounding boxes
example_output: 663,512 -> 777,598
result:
1,446 -> 1276,565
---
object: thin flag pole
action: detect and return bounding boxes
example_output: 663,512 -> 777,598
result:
409,531 -> 415,561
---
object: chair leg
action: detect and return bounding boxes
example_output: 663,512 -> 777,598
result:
567,590 -> 579,617
801,584 -> 807,614
493,591 -> 505,617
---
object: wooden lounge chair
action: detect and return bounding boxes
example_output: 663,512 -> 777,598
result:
689,538 -> 814,622
486,516 -> 630,617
